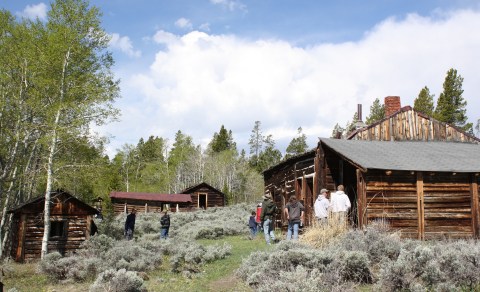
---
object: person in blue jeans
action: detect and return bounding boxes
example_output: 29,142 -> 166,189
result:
160,210 -> 170,239
260,193 -> 277,244
248,211 -> 257,238
284,195 -> 304,240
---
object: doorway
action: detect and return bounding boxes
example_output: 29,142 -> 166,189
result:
198,193 -> 207,209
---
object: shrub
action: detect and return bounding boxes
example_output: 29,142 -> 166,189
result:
89,269 -> 147,292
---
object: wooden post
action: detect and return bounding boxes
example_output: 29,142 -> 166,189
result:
416,172 -> 425,240
145,203 -> 148,213
86,215 -> 92,240
16,214 -> 27,262
470,174 -> 479,238
356,169 -> 366,229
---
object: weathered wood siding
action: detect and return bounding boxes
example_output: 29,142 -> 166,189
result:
351,108 -> 478,143
423,173 -> 472,239
189,186 -> 225,209
363,170 -> 418,238
20,215 -> 91,261
9,192 -> 97,261
360,170 -> 477,239
264,153 -> 317,226
112,199 -> 191,214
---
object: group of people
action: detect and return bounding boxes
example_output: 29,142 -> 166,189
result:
124,208 -> 171,240
251,184 -> 351,244
314,185 -> 351,225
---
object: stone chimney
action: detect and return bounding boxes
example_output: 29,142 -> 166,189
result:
384,96 -> 401,117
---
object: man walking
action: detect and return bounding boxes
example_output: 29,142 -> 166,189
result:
284,195 -> 304,240
260,193 -> 277,245
124,208 -> 137,240
330,185 -> 351,225
160,210 -> 171,239
314,189 -> 330,226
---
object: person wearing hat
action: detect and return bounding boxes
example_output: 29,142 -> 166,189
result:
314,189 -> 330,226
260,193 -> 277,244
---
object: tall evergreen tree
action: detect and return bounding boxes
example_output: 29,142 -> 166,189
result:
365,98 -> 385,125
414,86 -> 435,116
330,123 -> 345,138
248,121 -> 264,167
209,125 -> 236,153
256,135 -> 282,172
434,68 -> 472,132
285,127 -> 308,159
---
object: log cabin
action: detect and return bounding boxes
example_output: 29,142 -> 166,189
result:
181,182 -> 226,209
264,96 -> 480,238
109,192 -> 192,215
318,138 -> 480,239
8,191 -> 98,262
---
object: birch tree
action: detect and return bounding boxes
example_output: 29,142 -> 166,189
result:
37,0 -> 119,258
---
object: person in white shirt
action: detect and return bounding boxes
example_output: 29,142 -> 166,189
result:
314,188 -> 330,226
330,185 -> 351,225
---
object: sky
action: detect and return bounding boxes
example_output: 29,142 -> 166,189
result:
3,0 -> 480,157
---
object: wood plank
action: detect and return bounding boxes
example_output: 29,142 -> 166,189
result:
471,174 -> 479,238
417,171 -> 425,240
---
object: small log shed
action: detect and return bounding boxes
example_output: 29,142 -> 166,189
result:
262,150 -> 317,228
319,138 -> 480,239
109,192 -> 192,215
8,191 -> 98,262
181,182 -> 226,209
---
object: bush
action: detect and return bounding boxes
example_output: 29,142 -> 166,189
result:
89,269 -> 147,292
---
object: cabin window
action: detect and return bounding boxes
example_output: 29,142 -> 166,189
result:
50,220 -> 66,238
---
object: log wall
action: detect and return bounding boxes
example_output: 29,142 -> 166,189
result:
189,186 -> 225,209
112,200 -> 192,214
264,156 -> 316,227
362,170 -> 477,239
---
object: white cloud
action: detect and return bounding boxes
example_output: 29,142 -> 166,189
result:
199,23 -> 211,32
175,18 -> 193,30
210,0 -> 247,12
17,3 -> 48,20
102,9 -> 480,156
109,33 -> 141,58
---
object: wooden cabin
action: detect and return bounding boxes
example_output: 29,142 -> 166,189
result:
318,138 -> 480,239
8,191 -> 98,262
181,182 -> 226,209
263,96 -> 480,238
109,192 -> 192,215
263,150 -> 317,227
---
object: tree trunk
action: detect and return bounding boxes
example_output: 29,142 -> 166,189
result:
41,109 -> 60,259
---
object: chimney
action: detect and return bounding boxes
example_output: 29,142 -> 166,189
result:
384,96 -> 401,117
355,104 -> 366,129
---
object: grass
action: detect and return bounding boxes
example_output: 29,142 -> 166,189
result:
1,234 -> 273,292
144,234 -> 272,291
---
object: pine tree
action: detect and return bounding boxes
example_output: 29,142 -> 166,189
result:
434,68 -> 471,132
285,127 -> 308,159
330,123 -> 345,138
413,86 -> 435,116
210,125 -> 236,153
365,98 -> 385,125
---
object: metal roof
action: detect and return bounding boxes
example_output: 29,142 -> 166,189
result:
109,192 -> 192,203
320,138 -> 480,173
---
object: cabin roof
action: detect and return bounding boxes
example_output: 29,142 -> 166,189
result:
181,182 -> 224,195
109,192 -> 192,203
320,138 -> 480,173
8,191 -> 98,214
262,149 -> 316,175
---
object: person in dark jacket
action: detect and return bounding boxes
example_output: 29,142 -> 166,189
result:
260,193 -> 277,244
125,208 -> 137,240
248,211 -> 257,239
284,195 -> 304,240
160,210 -> 171,239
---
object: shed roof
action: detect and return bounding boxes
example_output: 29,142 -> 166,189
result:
319,138 -> 480,173
8,191 -> 98,214
109,192 -> 192,203
181,182 -> 224,195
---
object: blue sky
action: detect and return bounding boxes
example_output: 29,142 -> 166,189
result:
3,0 -> 480,157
